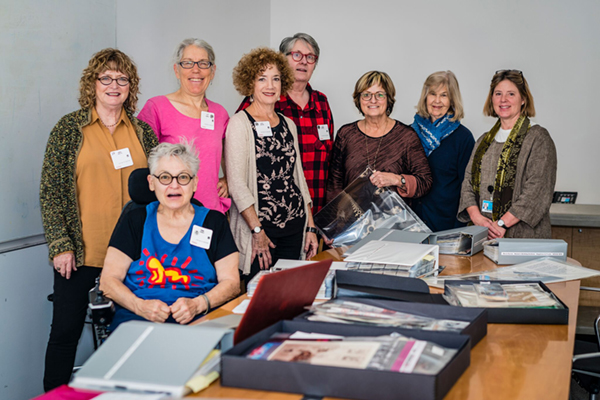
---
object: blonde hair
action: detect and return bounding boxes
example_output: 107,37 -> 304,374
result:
416,71 -> 464,121
352,71 -> 396,116
78,48 -> 140,113
483,70 -> 536,118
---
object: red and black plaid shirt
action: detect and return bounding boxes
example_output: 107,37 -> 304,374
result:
237,84 -> 334,213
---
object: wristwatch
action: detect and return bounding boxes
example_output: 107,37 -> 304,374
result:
306,226 -> 318,234
252,226 -> 262,234
497,219 -> 506,227
399,175 -> 406,188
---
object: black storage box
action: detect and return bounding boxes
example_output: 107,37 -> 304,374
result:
443,280 -> 569,325
295,296 -> 488,345
221,319 -> 471,400
336,271 -> 568,325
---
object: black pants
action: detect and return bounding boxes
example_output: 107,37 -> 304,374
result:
244,227 -> 304,285
44,266 -> 101,392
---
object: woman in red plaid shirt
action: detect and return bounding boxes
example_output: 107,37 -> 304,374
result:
237,33 -> 334,215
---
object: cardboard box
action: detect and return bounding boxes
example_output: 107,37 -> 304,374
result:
443,280 -> 569,324
221,320 -> 471,400
483,238 -> 568,264
295,296 -> 488,345
431,226 -> 488,256
344,228 -> 433,257
335,271 -> 567,325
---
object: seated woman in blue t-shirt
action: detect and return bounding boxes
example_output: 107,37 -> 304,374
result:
100,141 -> 240,330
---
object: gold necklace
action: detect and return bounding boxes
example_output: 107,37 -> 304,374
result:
364,119 -> 388,170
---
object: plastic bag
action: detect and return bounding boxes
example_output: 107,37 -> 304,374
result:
314,167 -> 431,247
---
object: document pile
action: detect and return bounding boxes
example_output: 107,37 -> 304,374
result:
246,331 -> 457,375
246,260 -> 347,300
314,167 -> 431,247
344,240 -> 439,278
443,282 -> 565,309
423,257 -> 600,289
483,238 -> 567,264
306,299 -> 469,332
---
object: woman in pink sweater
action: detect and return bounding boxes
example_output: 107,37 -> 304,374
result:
139,38 -> 230,213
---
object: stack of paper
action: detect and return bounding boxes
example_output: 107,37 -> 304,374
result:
343,241 -> 439,278
423,257 -> 600,289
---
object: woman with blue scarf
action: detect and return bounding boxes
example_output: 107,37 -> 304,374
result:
411,71 -> 474,231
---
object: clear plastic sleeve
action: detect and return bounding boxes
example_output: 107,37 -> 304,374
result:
314,167 -> 431,247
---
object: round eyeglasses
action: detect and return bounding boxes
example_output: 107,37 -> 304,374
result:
152,172 -> 195,186
178,60 -> 213,69
97,76 -> 130,86
286,51 -> 318,64
360,92 -> 387,101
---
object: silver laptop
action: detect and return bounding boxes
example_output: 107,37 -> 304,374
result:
70,320 -> 232,396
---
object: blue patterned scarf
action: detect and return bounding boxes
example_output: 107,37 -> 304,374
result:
411,113 -> 461,157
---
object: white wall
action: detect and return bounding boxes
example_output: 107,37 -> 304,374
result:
0,0 -> 117,242
271,0 -> 600,204
116,0 -> 271,118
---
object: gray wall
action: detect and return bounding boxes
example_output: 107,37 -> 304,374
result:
116,0 -> 271,118
271,0 -> 600,204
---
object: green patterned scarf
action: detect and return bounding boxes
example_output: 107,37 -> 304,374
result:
471,115 -> 530,220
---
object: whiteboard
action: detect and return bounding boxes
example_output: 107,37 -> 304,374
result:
0,0 -> 116,243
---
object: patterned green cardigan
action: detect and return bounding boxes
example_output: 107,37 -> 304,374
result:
39,108 -> 159,265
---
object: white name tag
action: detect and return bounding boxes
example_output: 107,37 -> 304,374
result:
110,147 -> 134,170
481,200 -> 493,213
254,121 -> 273,137
317,124 -> 330,141
201,111 -> 215,130
190,225 -> 212,249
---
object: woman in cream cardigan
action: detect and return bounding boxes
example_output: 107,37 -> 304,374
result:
225,48 -> 318,283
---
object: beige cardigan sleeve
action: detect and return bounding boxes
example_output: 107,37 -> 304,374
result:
225,113 -> 255,214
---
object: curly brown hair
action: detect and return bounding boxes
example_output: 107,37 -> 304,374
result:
78,48 -> 140,113
232,47 -> 294,97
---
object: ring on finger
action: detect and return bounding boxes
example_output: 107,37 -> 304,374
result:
258,253 -> 263,258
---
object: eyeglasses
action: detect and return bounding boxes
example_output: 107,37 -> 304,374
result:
152,172 -> 195,186
360,92 -> 387,101
97,76 -> 130,86
178,60 -> 213,69
286,51 -> 318,64
495,69 -> 523,77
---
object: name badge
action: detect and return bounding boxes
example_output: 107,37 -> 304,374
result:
190,225 -> 212,249
201,111 -> 215,130
110,148 -> 134,170
481,200 -> 493,213
317,124 -> 330,141
254,121 -> 273,137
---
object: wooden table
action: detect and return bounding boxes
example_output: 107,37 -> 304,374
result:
192,249 -> 580,400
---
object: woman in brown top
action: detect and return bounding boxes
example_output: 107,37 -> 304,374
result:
40,49 -> 158,391
457,70 -> 557,239
326,71 -> 432,204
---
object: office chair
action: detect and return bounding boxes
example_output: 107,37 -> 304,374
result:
88,168 -> 203,346
572,311 -> 600,400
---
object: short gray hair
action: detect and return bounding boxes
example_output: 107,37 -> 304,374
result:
148,141 -> 200,175
279,33 -> 320,63
173,38 -> 216,65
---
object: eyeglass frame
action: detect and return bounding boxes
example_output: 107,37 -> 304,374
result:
285,51 -> 318,64
152,172 -> 196,186
178,60 -> 214,70
360,92 -> 388,101
97,76 -> 130,86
